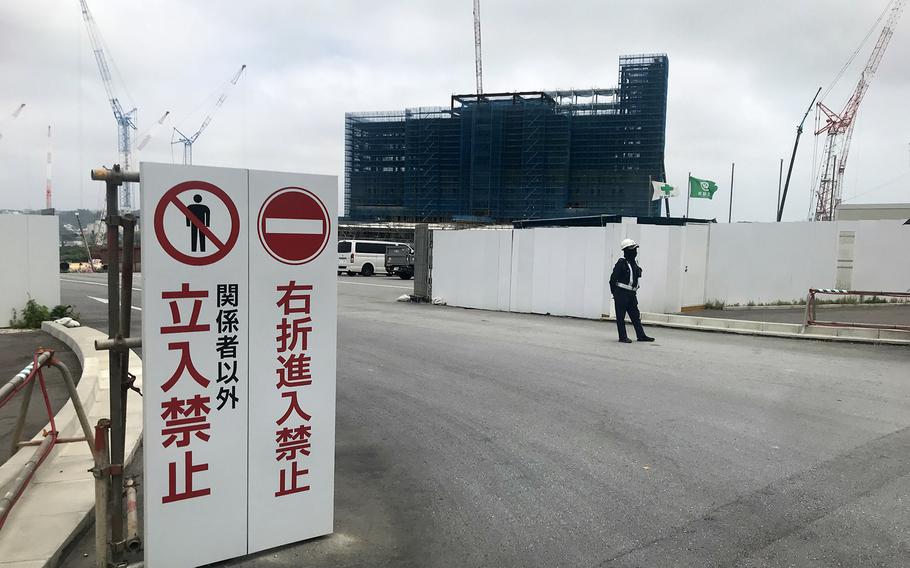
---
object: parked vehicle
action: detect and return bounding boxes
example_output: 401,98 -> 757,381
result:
338,239 -> 410,276
385,244 -> 414,279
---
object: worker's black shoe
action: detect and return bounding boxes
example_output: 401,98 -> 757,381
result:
637,336 -> 655,342
618,338 -> 633,343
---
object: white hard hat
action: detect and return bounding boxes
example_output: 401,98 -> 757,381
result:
621,238 -> 638,250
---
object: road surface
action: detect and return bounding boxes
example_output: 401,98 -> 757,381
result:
59,273 -> 910,567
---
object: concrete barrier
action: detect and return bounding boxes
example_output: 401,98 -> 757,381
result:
0,322 -> 143,567
612,312 -> 910,346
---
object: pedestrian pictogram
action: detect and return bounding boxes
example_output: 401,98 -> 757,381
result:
186,194 -> 211,252
257,187 -> 331,265
153,180 -> 240,266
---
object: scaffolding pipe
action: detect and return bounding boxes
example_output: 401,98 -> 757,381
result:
125,477 -> 141,552
8,371 -> 36,457
0,435 -> 55,530
93,419 -> 110,568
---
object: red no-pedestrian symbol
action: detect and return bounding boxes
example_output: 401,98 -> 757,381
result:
153,181 -> 240,266
257,187 -> 330,265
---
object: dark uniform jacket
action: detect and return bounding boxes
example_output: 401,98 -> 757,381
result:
609,258 -> 642,296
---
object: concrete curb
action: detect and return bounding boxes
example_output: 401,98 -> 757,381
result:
720,302 -> 910,311
601,312 -> 910,346
0,322 -> 143,567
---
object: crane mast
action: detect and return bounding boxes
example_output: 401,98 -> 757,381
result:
78,0 -> 137,211
473,0 -> 483,94
172,64 -> 246,165
812,0 -> 906,220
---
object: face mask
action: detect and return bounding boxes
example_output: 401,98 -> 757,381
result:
625,248 -> 638,260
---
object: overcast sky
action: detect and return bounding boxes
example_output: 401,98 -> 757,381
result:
1,0 -> 908,221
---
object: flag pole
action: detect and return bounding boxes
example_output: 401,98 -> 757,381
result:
728,162 -> 735,223
648,174 -> 653,217
685,172 -> 691,218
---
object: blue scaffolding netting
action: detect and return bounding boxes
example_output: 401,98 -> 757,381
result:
345,54 -> 669,222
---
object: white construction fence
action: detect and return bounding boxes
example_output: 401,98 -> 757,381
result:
0,214 -> 60,327
431,219 -> 909,318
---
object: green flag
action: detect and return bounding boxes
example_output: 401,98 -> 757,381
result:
689,176 -> 719,199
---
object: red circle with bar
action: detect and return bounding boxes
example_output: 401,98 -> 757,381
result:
257,186 -> 331,265
153,180 -> 240,266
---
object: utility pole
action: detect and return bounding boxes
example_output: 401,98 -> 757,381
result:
728,162 -> 735,223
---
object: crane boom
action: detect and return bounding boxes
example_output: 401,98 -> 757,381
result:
0,103 -> 26,141
172,64 -> 246,165
473,0 -> 483,94
812,0 -> 906,220
78,0 -> 138,210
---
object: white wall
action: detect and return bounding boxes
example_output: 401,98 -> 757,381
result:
513,227 -> 611,319
0,214 -> 61,327
432,229 -> 512,311
843,220 -> 910,293
705,222 -> 838,305
431,220 -> 910,320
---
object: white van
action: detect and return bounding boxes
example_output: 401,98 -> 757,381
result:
338,240 -> 410,276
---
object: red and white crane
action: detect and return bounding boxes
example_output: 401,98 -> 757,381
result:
812,0 -> 906,220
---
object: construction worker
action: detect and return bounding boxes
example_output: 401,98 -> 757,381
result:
609,238 -> 655,343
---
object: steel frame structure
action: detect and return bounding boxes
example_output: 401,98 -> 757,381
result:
345,54 -> 668,223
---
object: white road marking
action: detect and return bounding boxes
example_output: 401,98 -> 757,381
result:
337,280 -> 412,290
265,218 -> 324,234
88,295 -> 142,311
63,278 -> 142,292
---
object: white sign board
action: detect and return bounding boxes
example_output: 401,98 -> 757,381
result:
142,163 -> 337,567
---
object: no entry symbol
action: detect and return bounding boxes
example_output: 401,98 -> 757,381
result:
153,180 -> 240,266
257,187 -> 330,265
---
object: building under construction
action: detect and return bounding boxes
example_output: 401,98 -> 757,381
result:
345,54 -> 669,222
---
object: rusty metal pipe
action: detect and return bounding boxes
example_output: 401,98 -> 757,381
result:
49,359 -> 95,454
124,477 -> 140,552
8,377 -> 35,457
0,434 -> 55,530
94,419 -> 110,568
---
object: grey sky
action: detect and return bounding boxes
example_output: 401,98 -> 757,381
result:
1,0 -> 907,221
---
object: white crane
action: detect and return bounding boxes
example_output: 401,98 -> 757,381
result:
172,65 -> 247,165
0,103 -> 26,140
77,0 -> 138,210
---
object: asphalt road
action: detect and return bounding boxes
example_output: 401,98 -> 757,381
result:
59,273 -> 910,567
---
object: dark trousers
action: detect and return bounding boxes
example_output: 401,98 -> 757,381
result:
614,292 -> 646,340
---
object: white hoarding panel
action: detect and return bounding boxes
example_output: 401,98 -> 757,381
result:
141,163 -> 249,568
247,170 -> 337,553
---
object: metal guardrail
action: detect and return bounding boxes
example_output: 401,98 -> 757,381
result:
0,349 -> 96,530
804,288 -> 910,332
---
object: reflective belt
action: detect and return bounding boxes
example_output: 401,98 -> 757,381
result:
617,259 -> 638,291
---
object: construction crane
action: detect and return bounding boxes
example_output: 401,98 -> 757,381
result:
172,65 -> 246,165
136,110 -> 171,151
812,0 -> 906,220
473,0 -> 483,94
0,103 -> 26,140
78,0 -> 137,211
